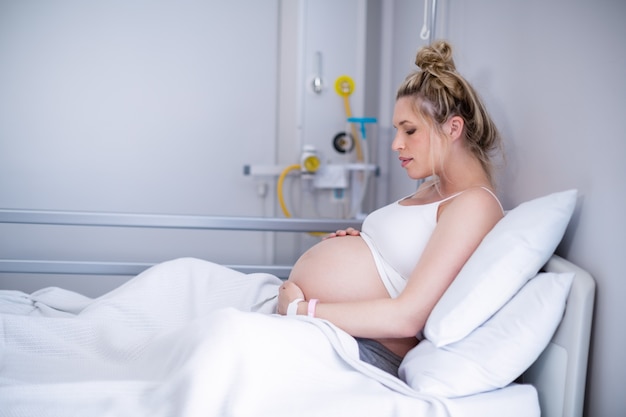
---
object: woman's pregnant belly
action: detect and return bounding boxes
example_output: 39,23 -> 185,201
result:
288,235 -> 419,358
287,235 -> 390,303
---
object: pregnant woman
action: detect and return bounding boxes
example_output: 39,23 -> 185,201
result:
277,40 -> 505,376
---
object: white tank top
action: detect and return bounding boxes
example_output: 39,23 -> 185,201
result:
360,187 -> 501,298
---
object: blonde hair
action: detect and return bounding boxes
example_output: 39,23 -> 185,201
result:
396,40 -> 502,183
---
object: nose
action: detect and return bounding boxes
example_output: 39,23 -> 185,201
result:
391,132 -> 403,151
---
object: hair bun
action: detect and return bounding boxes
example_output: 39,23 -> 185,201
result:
415,40 -> 456,75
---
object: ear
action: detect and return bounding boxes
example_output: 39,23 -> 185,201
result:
446,116 -> 464,141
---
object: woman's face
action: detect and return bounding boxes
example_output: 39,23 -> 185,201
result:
391,97 -> 437,180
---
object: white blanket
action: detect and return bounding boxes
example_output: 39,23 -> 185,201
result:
0,258 -> 506,417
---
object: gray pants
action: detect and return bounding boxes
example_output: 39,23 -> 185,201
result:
355,337 -> 403,377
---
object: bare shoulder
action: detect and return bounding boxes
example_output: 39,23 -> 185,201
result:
460,187 -> 502,211
439,187 -> 504,226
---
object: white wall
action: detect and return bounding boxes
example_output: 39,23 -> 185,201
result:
0,0 -> 279,215
384,1 -> 626,415
0,0 -> 281,294
0,0 -> 372,293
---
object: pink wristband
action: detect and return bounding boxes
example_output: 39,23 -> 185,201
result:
307,299 -> 319,317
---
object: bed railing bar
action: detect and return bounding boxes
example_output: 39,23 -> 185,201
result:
0,260 -> 153,276
0,209 -> 362,232
226,264 -> 292,277
0,260 -> 292,278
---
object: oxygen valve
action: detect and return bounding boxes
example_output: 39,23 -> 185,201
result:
300,145 -> 321,174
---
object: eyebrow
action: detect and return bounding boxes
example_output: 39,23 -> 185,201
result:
393,120 -> 412,129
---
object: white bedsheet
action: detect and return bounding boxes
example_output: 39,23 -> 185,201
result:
0,258 -> 539,417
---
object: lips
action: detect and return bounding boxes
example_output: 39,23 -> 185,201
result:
399,157 -> 413,168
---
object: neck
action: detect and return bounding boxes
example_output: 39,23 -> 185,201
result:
435,151 -> 492,196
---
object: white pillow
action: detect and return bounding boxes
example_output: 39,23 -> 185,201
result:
400,272 -> 574,398
424,189 -> 577,347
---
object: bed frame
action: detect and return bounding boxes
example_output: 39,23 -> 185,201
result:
0,208 -> 595,417
524,254 -> 595,417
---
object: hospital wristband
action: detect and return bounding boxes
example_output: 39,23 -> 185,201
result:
287,298 -> 304,316
307,299 -> 319,318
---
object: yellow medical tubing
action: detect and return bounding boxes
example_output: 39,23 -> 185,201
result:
335,75 -> 364,162
277,164 -> 301,218
277,163 -> 326,237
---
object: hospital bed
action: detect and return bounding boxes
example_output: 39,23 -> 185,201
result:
0,206 -> 595,417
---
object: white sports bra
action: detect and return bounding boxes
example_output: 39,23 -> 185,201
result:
360,187 -> 502,298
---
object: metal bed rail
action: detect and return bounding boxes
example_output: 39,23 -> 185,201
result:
0,209 -> 363,278
0,209 -> 362,232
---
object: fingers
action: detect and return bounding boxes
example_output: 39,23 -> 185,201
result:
277,281 -> 305,315
280,281 -> 304,299
342,227 -> 360,236
324,227 -> 361,240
